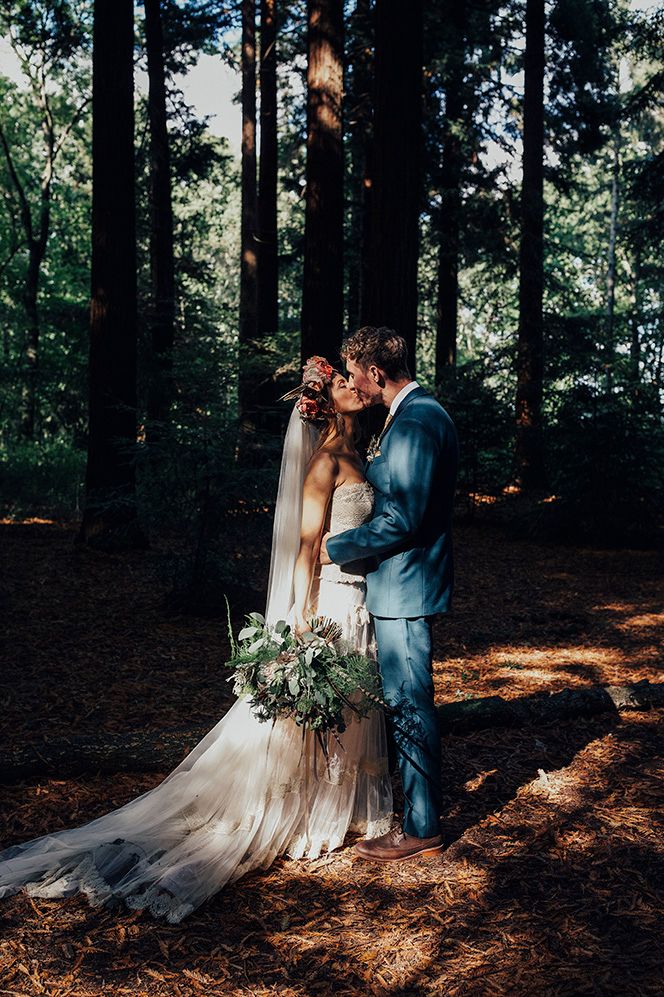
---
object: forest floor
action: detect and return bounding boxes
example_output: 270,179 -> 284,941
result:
0,513 -> 663,995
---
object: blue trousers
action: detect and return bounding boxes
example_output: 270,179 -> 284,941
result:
372,615 -> 442,838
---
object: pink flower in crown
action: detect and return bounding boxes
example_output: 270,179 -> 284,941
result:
302,355 -> 334,387
297,396 -> 320,419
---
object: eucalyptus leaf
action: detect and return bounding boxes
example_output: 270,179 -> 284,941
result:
224,609 -> 383,735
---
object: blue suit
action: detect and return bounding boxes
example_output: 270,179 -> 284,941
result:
327,387 -> 458,837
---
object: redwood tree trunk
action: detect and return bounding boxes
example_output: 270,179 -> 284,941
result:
435,0 -> 466,379
78,0 -> 145,548
144,0 -> 175,433
301,0 -> 344,365
360,0 -> 423,376
21,246 -> 42,438
514,0 -> 546,489
630,245 -> 641,384
0,107 -> 52,441
239,0 -> 258,424
257,0 -> 278,339
346,0 -> 373,335
605,124 -> 621,394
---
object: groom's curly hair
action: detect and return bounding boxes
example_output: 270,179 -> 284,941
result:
340,326 -> 411,381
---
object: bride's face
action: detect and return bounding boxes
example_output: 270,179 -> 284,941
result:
330,372 -> 364,414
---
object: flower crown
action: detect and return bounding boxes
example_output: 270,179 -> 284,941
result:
279,355 -> 336,425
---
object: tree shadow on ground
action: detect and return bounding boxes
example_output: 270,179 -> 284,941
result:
2,712 -> 661,995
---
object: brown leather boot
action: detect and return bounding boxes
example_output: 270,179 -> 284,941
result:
354,823 -> 443,862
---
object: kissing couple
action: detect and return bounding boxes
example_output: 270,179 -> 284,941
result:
0,324 -> 459,923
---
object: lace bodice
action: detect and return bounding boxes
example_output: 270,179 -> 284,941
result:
319,480 -> 374,585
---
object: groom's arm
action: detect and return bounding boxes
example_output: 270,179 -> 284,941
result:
326,417 -> 440,565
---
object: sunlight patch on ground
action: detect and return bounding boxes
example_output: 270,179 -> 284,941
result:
619,613 -> 663,630
595,602 -> 641,613
492,647 -> 619,668
464,769 -> 499,792
0,516 -> 57,525
498,666 -> 558,679
593,603 -> 664,628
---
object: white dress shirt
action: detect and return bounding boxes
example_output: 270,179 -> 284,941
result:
389,380 -> 419,417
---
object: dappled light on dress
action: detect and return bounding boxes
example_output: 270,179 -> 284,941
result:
0,482 -> 392,922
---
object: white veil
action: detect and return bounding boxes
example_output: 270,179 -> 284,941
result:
264,404 -> 319,625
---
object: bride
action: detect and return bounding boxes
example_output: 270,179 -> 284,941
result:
0,356 -> 393,923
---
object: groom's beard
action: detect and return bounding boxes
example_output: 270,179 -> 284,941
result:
356,392 -> 382,408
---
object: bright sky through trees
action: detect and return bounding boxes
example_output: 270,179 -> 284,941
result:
0,0 -> 659,162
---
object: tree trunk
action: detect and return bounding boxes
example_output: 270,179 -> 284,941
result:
360,0 -> 423,376
4,680 -> 662,780
0,106 -> 52,441
435,0 -> 466,380
301,0 -> 344,365
21,244 -> 42,438
630,245 -> 641,384
144,0 -> 175,434
239,0 -> 258,425
0,28 -> 90,441
605,124 -> 621,394
514,0 -> 546,489
78,0 -> 145,549
257,0 -> 278,339
346,0 -> 373,335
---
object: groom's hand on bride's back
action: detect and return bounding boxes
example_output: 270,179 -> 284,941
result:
319,533 -> 332,564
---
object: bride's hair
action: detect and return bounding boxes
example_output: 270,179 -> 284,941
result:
279,355 -> 340,432
313,395 -> 345,451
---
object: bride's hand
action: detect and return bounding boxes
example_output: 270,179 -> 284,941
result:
319,533 -> 332,565
294,618 -> 312,638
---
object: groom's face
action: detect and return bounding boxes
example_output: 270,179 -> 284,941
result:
345,358 -> 383,407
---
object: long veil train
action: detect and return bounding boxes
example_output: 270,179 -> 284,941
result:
0,406 -> 393,923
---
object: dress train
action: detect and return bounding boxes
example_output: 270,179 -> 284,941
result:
0,482 -> 392,922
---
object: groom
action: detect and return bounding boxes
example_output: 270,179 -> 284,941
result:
320,326 -> 458,861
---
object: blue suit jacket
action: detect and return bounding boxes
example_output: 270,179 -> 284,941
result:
326,387 -> 458,619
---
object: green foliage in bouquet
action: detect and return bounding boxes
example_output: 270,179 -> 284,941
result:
224,607 -> 385,737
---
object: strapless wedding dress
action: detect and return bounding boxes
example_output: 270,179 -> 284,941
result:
0,481 -> 392,923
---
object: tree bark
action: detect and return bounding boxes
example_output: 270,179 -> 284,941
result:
239,0 -> 258,425
301,0 -> 344,365
4,680 -> 662,781
257,0 -> 278,339
360,0 -> 423,376
346,0 -> 373,335
78,0 -> 145,549
0,94 -> 52,439
144,0 -> 176,433
605,124 -> 621,394
435,0 -> 466,379
514,0 -> 546,489
630,244 -> 641,383
21,242 -> 42,438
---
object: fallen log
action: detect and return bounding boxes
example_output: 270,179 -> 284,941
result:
2,680 -> 663,782
436,679 -> 664,734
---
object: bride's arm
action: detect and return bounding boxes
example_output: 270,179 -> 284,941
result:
292,453 -> 337,631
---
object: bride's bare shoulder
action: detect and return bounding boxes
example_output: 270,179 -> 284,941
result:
304,450 -> 339,490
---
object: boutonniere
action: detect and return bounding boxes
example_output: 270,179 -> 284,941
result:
366,412 -> 393,463
366,433 -> 382,463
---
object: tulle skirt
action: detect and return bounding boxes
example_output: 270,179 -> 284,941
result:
0,579 -> 392,922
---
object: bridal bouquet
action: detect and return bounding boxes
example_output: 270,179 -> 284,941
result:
224,609 -> 384,737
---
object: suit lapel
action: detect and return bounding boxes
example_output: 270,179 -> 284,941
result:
363,386 -> 428,474
380,386 -> 428,445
